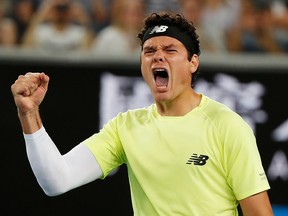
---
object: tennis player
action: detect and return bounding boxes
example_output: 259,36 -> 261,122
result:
11,12 -> 273,215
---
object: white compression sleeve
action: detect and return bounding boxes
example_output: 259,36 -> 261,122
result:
24,126 -> 103,196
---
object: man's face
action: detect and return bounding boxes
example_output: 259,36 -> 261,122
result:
140,36 -> 198,103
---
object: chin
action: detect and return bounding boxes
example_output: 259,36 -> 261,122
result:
154,93 -> 170,102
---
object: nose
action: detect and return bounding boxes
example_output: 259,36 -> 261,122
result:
153,50 -> 165,63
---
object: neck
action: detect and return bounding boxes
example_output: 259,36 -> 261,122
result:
156,91 -> 201,116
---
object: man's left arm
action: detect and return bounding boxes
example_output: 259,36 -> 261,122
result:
239,191 -> 274,216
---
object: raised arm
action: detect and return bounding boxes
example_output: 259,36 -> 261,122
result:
11,72 -> 48,133
11,72 -> 102,196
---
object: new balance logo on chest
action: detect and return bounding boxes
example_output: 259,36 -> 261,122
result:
186,154 -> 209,166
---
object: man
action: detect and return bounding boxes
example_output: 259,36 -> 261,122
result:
11,12 -> 273,215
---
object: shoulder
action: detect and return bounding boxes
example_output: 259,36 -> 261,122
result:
201,95 -> 251,133
115,104 -> 155,123
201,95 -> 240,120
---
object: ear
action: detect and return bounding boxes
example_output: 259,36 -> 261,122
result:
189,54 -> 199,74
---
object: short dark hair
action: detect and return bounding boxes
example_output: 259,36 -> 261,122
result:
137,12 -> 201,87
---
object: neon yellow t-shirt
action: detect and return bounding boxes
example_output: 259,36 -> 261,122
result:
84,95 -> 270,216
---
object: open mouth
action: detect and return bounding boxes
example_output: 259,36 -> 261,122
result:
153,68 -> 169,88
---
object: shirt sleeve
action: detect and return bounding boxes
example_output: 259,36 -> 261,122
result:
24,126 -> 103,196
220,113 -> 270,200
83,115 -> 126,178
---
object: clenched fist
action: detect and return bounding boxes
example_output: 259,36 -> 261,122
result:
11,72 -> 49,116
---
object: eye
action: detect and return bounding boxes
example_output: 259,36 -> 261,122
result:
167,49 -> 177,53
144,49 -> 155,54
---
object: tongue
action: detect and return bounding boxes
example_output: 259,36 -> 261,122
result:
155,76 -> 168,86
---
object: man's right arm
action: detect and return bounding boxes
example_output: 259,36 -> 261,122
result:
11,72 -> 49,134
24,126 -> 103,196
11,72 -> 103,196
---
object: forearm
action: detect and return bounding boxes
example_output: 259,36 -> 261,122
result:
13,72 -> 103,196
24,126 -> 103,196
25,126 -> 66,196
18,108 -> 42,134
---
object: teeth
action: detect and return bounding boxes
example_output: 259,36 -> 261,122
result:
153,68 -> 166,72
158,85 -> 167,89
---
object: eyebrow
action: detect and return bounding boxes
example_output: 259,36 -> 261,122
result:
143,44 -> 178,51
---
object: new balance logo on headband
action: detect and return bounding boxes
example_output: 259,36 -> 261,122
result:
142,25 -> 198,55
149,25 -> 168,34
